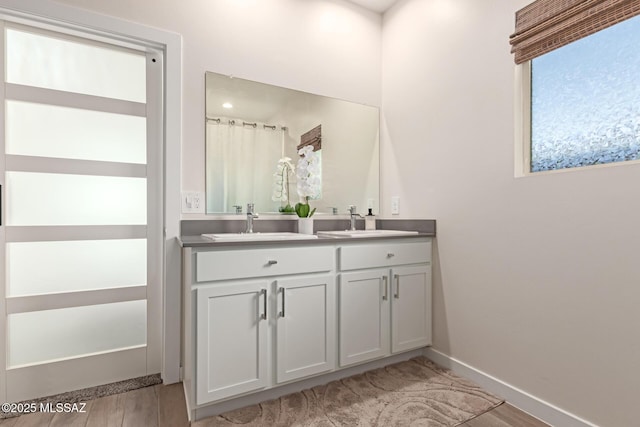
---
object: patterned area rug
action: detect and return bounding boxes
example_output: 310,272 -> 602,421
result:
199,357 -> 503,426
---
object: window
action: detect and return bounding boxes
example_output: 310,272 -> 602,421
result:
528,15 -> 640,172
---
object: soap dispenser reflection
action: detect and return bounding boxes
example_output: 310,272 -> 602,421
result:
365,208 -> 376,231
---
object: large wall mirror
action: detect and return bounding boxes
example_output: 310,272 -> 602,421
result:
205,72 -> 379,215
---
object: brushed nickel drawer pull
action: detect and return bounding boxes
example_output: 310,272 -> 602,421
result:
394,274 -> 400,299
279,287 -> 286,318
387,253 -> 395,258
267,260 -> 278,265
260,289 -> 267,320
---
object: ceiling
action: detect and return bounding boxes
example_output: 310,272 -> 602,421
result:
346,0 -> 400,13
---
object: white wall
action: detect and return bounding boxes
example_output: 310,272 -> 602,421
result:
382,1 -> 640,426
53,0 -> 382,196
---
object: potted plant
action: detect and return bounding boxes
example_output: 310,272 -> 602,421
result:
295,145 -> 320,234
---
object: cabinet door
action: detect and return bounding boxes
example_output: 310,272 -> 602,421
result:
276,274 -> 335,383
391,265 -> 432,353
339,269 -> 390,367
196,281 -> 269,404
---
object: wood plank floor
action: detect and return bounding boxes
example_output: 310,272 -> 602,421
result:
0,383 -> 550,427
0,384 -> 188,427
462,403 -> 550,427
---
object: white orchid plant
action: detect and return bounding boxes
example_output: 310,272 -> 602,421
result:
295,145 -> 321,217
272,156 -> 295,213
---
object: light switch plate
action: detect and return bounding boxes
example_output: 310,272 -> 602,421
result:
391,196 -> 400,215
182,191 -> 205,213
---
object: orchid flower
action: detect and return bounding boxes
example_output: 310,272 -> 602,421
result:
272,157 -> 294,206
295,146 -> 321,217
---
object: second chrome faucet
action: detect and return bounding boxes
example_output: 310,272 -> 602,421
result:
245,203 -> 259,233
349,205 -> 362,231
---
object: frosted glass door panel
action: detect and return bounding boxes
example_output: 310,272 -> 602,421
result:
7,239 -> 146,296
6,172 -> 146,225
6,101 -> 146,163
7,300 -> 146,367
5,28 -> 146,103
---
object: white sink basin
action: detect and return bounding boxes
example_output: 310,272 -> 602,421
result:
202,232 -> 318,242
316,229 -> 419,238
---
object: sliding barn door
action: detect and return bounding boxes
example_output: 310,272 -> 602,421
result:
0,21 -> 163,402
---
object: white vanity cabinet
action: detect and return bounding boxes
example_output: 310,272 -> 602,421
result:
183,235 -> 433,419
196,280 -> 269,403
189,245 -> 335,406
275,274 -> 335,383
338,239 -> 432,367
339,268 -> 391,366
390,264 -> 432,352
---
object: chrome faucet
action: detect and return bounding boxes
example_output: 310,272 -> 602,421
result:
245,203 -> 259,233
348,205 -> 362,231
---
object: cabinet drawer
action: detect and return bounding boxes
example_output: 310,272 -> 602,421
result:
339,239 -> 431,271
196,245 -> 334,282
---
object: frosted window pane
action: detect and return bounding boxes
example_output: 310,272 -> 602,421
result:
6,101 -> 146,164
531,15 -> 640,172
6,28 -> 145,103
7,239 -> 146,297
8,300 -> 146,367
6,172 -> 146,226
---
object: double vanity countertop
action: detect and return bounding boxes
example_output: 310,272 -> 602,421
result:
179,218 -> 436,248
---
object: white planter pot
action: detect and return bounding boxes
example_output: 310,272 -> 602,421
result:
298,217 -> 314,235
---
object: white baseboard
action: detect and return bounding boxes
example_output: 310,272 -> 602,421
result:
423,348 -> 599,427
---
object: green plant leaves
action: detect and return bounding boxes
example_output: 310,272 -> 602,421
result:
295,202 -> 315,217
279,204 -> 296,213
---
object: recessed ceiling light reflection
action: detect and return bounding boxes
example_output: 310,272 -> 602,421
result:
222,102 -> 233,109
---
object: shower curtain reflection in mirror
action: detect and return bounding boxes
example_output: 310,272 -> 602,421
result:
206,119 -> 283,213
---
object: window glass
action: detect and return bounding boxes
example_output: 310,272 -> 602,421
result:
6,101 -> 146,164
6,28 -> 145,103
7,239 -> 146,296
531,15 -> 640,172
8,300 -> 146,367
6,172 -> 146,226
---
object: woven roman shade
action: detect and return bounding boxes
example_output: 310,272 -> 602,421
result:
509,0 -> 640,64
297,125 -> 322,152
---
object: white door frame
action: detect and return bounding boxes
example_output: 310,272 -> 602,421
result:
0,0 -> 182,403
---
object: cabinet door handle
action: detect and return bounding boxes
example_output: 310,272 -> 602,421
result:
394,274 -> 400,299
260,289 -> 267,320
382,276 -> 388,300
279,287 -> 286,318
267,260 -> 278,265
